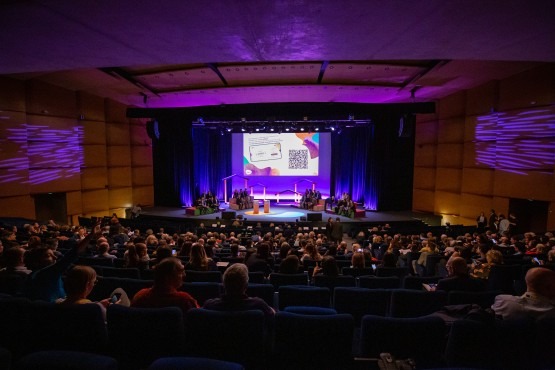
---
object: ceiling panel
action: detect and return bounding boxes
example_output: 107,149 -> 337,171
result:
323,62 -> 427,86
219,63 -> 322,86
134,67 -> 223,91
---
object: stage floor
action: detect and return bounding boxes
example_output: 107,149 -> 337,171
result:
140,203 -> 442,226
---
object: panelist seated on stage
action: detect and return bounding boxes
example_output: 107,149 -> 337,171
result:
230,189 -> 254,210
299,189 -> 321,210
194,191 -> 219,214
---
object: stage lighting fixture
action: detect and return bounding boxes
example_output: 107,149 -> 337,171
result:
285,127 -> 290,132
300,127 -> 305,131
330,127 -> 335,131
270,127 -> 275,132
241,128 -> 246,132
226,128 -> 232,132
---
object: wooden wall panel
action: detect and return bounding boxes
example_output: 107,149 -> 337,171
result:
29,170 -> 81,194
105,99 -> 127,123
108,187 -> 133,209
498,64 -> 555,111
107,146 -> 131,167
461,168 -> 495,195
412,189 -> 435,213
438,91 -> 466,119
0,77 -> 26,112
493,170 -> 555,200
83,121 -> 107,145
66,190 -> 83,216
25,80 -> 77,118
0,196 -> 34,218
132,167 -> 153,186
436,144 -> 463,168
413,167 -> 436,190
77,92 -> 105,122
108,167 -> 132,188
437,117 -> 465,144
133,186 -> 154,207
415,121 -> 438,145
130,121 -> 151,146
414,144 -> 437,167
434,191 -> 461,216
81,189 -> 109,214
466,81 -> 498,116
83,145 -> 107,167
0,170 -> 30,196
460,193 -> 494,220
131,146 -> 153,167
81,167 -> 108,190
106,122 -> 130,145
463,141 -> 496,169
434,168 -> 461,192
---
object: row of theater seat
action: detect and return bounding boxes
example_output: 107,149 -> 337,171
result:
1,295 -> 553,370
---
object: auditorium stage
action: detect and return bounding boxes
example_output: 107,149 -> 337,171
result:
139,203 -> 442,227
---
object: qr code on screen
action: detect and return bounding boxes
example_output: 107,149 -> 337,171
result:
288,150 -> 308,169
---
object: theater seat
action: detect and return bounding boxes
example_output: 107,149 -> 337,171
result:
16,351 -> 118,370
148,357 -> 245,370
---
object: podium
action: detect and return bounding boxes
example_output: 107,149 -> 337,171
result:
253,202 -> 260,214
264,200 -> 270,213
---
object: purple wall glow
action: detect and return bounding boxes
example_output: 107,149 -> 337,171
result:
0,124 -> 84,185
475,107 -> 555,175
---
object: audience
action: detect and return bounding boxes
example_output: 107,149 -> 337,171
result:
491,267 -> 555,320
131,257 -> 199,315
436,257 -> 485,292
203,263 -> 275,321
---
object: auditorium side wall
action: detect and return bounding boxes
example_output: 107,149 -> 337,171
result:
0,77 -> 153,224
413,64 -> 555,231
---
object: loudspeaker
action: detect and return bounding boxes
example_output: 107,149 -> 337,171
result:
222,211 -> 236,220
307,213 -> 322,221
398,113 -> 415,137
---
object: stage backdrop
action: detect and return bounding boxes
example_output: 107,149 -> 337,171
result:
150,110 -> 415,211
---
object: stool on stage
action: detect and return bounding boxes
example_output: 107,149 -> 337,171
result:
253,202 -> 260,214
186,207 -> 200,216
264,200 -> 270,213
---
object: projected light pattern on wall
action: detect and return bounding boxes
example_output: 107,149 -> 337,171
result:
0,124 -> 84,184
475,107 -> 555,175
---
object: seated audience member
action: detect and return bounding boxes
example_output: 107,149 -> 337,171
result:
470,249 -> 503,280
279,255 -> 301,274
245,242 -> 273,276
313,255 -> 339,277
436,257 -> 485,292
149,245 -> 173,268
94,242 -> 117,260
131,257 -> 199,315
491,267 -> 555,320
124,243 -> 149,269
24,222 -> 100,302
381,252 -> 398,268
0,246 -> 32,275
203,263 -> 275,320
186,243 -> 217,271
351,251 -> 366,269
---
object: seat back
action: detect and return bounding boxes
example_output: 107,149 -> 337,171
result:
313,275 -> 356,291
447,290 -> 501,308
185,308 -> 266,370
148,356 -> 245,370
101,267 -> 140,279
389,289 -> 447,318
16,350 -> 118,370
341,267 -> 374,278
358,275 -> 400,289
248,271 -> 266,284
107,304 -> 185,369
333,287 -> 390,326
28,301 -> 108,354
184,270 -> 222,283
274,311 -> 354,370
375,266 -> 409,279
269,273 -> 308,290
180,282 -> 221,305
0,297 -> 32,359
360,315 -> 446,369
487,264 -> 521,294
402,275 -> 441,290
245,283 -> 275,307
278,285 -> 330,310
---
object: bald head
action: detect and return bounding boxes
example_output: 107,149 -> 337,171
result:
525,267 -> 555,300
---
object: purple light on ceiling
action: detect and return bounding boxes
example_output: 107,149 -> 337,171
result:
475,107 -> 555,175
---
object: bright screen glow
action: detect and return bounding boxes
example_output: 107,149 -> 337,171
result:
242,132 -> 319,176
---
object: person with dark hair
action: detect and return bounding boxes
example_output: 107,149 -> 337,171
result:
436,257 -> 485,292
186,243 -> 216,271
279,254 -> 301,274
131,257 -> 198,315
24,221 -> 101,302
313,255 -> 339,277
149,245 -> 173,268
203,263 -> 275,320
245,242 -> 273,276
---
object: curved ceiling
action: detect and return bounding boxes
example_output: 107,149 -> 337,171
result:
1,0 -> 553,108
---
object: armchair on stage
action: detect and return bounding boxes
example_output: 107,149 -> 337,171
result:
228,195 -> 254,211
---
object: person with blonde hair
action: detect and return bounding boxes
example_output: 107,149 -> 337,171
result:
470,249 -> 503,280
